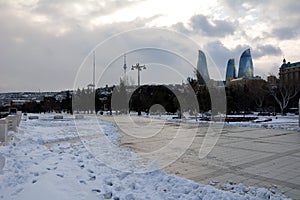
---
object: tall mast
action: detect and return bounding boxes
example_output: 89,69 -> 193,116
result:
93,51 -> 96,87
123,53 -> 127,75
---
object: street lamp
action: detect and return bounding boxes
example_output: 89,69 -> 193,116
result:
131,63 -> 146,116
131,63 -> 146,87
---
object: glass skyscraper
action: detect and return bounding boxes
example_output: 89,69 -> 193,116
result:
196,50 -> 210,84
238,48 -> 254,78
226,58 -> 236,79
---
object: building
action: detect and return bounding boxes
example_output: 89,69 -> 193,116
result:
196,50 -> 210,84
226,58 -> 236,82
238,48 -> 254,78
279,59 -> 300,88
267,75 -> 278,87
227,76 -> 266,88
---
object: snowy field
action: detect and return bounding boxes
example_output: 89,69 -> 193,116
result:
0,114 -> 293,199
146,112 -> 300,132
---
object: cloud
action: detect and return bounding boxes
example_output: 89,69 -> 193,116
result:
204,41 -> 248,71
171,22 -> 191,35
252,44 -> 282,58
190,15 -> 235,37
0,1 -> 199,92
172,14 -> 236,38
220,0 -> 300,40
272,26 -> 300,40
204,41 -> 283,79
0,2 -> 158,92
0,0 -> 299,91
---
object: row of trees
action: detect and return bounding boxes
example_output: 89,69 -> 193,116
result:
18,91 -> 72,113
188,75 -> 299,115
11,77 -> 298,116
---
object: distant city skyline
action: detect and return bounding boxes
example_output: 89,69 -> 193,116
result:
0,0 -> 299,92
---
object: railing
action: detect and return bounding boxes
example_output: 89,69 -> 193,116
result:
0,111 -> 22,143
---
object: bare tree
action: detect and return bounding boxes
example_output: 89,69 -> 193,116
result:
269,85 -> 298,115
249,81 -> 268,111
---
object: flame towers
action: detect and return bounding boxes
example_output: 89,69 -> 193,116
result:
226,58 -> 236,80
238,48 -> 254,78
196,50 -> 210,84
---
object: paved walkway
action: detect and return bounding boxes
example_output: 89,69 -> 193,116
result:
99,115 -> 300,199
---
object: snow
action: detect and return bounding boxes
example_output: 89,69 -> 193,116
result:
223,114 -> 299,132
147,112 -> 300,132
0,114 -> 292,199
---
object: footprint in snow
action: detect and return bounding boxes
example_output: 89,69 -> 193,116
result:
87,169 -> 94,173
103,192 -> 112,199
89,175 -> 96,181
91,189 -> 101,193
56,174 -> 64,178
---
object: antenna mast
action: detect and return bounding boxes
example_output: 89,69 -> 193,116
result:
93,51 -> 96,87
123,53 -> 127,75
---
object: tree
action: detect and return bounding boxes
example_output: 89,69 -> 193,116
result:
269,85 -> 298,115
111,78 -> 128,113
61,91 -> 72,114
248,81 -> 268,111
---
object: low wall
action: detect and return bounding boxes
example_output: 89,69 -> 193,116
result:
0,112 -> 22,143
0,119 -> 8,143
6,115 -> 18,132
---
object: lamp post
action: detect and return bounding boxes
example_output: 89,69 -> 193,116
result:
131,63 -> 146,87
131,63 -> 146,115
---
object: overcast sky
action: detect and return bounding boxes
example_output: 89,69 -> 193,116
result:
0,0 -> 299,92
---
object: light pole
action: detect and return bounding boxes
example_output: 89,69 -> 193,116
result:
131,63 -> 146,87
131,63 -> 146,115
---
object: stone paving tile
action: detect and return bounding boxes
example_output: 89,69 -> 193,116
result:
220,139 -> 299,154
265,133 -> 300,144
286,189 -> 300,199
289,176 -> 300,186
99,116 -> 300,199
292,151 -> 300,157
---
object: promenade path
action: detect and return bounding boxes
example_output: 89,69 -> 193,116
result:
99,115 -> 300,199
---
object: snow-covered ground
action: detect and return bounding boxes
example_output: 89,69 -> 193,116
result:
146,112 -> 300,132
224,114 -> 299,132
0,114 -> 292,199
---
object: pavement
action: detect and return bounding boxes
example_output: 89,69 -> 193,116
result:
99,115 -> 300,199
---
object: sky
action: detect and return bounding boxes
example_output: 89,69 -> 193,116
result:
0,0 -> 299,92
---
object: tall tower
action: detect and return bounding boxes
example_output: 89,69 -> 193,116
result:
196,50 -> 210,84
93,51 -> 96,87
123,53 -> 127,75
238,48 -> 254,78
87,51 -> 96,91
226,58 -> 236,80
